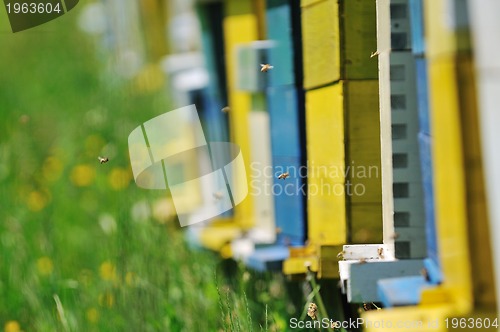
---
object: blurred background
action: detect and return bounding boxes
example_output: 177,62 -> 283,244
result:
2,0 -> 500,331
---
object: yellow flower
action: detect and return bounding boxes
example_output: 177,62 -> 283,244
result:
70,164 -> 95,187
27,190 -> 50,212
4,321 -> 21,332
86,308 -> 99,323
108,167 -> 131,190
99,261 -> 116,282
36,256 -> 53,276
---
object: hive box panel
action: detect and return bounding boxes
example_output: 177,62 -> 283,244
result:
301,0 -> 378,89
408,0 -> 425,55
267,85 -> 302,158
223,0 -> 258,229
301,0 -> 340,89
415,58 -> 430,135
348,259 -> 424,302
394,226 -> 428,258
390,0 -> 412,50
343,0 -> 378,79
271,155 -> 306,245
306,84 -> 346,245
350,203 -> 383,244
266,0 -> 295,86
418,133 -> 438,264
346,80 -> 382,205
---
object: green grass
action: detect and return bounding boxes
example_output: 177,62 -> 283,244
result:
0,7 -> 302,332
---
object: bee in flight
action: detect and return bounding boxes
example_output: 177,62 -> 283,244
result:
221,106 -> 230,113
98,156 -> 109,164
277,172 -> 289,180
260,64 -> 274,72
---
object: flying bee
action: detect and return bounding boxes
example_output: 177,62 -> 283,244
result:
370,50 -> 380,58
277,172 -> 289,180
307,303 -> 318,320
260,64 -> 274,72
98,156 -> 109,164
337,250 -> 345,259
221,106 -> 230,113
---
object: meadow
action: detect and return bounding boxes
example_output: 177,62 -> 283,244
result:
0,9 -> 309,332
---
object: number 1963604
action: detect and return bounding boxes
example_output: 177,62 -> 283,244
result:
6,2 -> 62,14
446,317 -> 498,329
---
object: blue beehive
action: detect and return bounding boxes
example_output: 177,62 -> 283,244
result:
266,0 -> 295,87
409,0 -> 425,55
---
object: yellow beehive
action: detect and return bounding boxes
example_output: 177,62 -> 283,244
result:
423,55 -> 473,311
346,80 -> 383,244
301,0 -> 378,89
301,0 -> 340,89
223,0 -> 258,230
306,83 -> 346,246
197,0 -> 259,250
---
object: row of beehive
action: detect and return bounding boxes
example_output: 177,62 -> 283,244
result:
191,0 -> 385,277
94,0 -> 500,328
186,0 -> 500,329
